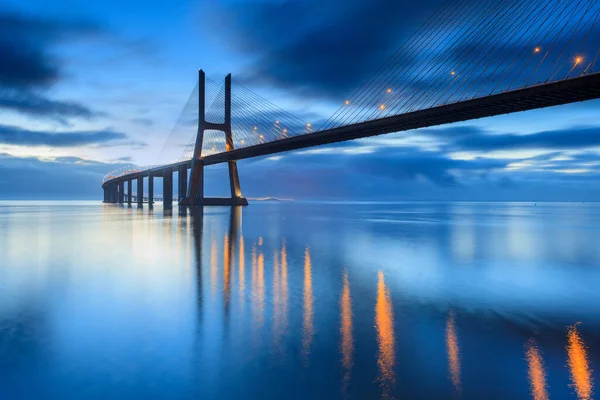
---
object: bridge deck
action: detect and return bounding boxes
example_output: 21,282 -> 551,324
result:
103,72 -> 600,188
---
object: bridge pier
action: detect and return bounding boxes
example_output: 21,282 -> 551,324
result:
148,173 -> 154,207
164,169 -> 173,208
137,176 -> 143,206
109,183 -> 117,203
126,180 -> 132,205
182,69 -> 248,206
118,181 -> 124,203
178,166 -> 188,202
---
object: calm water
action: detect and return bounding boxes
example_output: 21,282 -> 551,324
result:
1,201 -> 600,399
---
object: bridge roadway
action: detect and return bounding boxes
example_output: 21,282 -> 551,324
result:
102,72 -> 600,205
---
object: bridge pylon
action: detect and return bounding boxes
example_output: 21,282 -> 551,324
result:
181,70 -> 248,206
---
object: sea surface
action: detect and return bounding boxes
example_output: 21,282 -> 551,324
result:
1,200 -> 599,399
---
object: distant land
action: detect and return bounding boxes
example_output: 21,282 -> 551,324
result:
247,197 -> 293,202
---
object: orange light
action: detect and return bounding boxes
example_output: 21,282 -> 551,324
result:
534,47 -> 541,53
345,100 -> 350,105
259,134 -> 264,139
379,104 -> 385,110
241,139 -> 244,144
386,88 -> 392,93
451,71 -> 456,76
567,325 -> 592,400
283,128 -> 288,133
575,56 -> 583,64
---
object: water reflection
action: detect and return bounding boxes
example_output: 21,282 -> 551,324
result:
223,234 -> 230,307
567,324 -> 594,400
375,271 -> 395,397
4,202 -> 600,399
211,229 -> 217,296
272,242 -> 289,352
257,242 -> 265,329
280,242 -> 288,337
446,311 -> 462,394
340,270 -> 353,396
526,340 -> 549,400
239,236 -> 245,311
302,246 -> 314,364
272,250 -> 281,348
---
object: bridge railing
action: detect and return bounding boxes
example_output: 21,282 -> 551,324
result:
102,165 -> 156,184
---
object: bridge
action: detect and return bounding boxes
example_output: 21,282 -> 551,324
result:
102,0 -> 600,206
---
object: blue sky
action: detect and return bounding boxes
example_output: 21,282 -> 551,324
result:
1,0 -> 600,200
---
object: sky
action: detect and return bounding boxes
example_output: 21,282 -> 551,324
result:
1,0 -> 600,201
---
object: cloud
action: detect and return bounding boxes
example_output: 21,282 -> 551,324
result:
412,125 -> 600,152
0,10 -> 101,89
131,117 -> 154,127
223,143 -> 509,199
0,90 -> 101,121
454,126 -> 600,151
203,0 -> 443,99
202,0 -> 600,126
200,121 -> 600,201
0,124 -> 135,147
0,153 -> 128,199
0,9 -> 104,121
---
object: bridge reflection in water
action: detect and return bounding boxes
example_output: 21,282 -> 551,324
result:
3,202 -> 600,398
177,205 -> 598,400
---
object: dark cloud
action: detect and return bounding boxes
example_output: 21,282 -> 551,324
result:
217,140 -> 600,201
0,10 -> 101,89
203,0 -> 600,122
228,144 -> 509,199
203,0 -> 443,99
0,153 -> 128,199
0,90 -> 100,121
0,124 -> 134,147
441,126 -> 600,152
0,9 -> 104,121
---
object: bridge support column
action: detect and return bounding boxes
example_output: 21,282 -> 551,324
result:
148,174 -> 154,207
178,166 -> 188,202
103,188 -> 107,203
137,176 -> 143,206
164,169 -> 173,208
118,182 -> 124,203
182,69 -> 248,206
111,184 -> 118,203
127,180 -> 132,205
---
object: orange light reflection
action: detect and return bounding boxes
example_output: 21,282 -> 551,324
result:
375,271 -> 395,397
302,246 -> 314,363
340,270 -> 353,395
567,324 -> 593,400
446,312 -> 461,394
526,340 -> 548,400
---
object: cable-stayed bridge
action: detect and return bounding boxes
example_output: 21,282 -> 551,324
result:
102,0 -> 600,206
